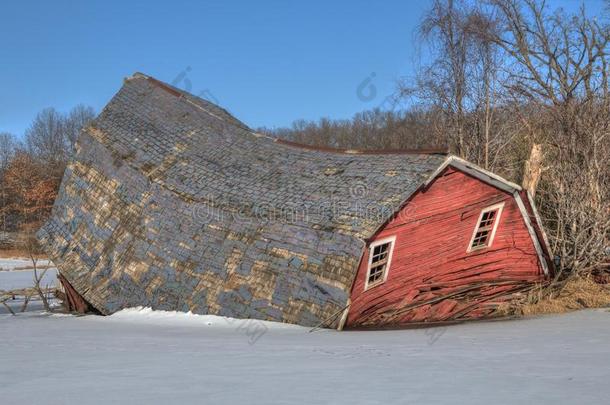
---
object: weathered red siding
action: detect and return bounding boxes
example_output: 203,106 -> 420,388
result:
346,167 -> 546,328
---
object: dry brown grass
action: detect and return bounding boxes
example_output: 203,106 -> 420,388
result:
0,248 -> 47,259
514,277 -> 610,316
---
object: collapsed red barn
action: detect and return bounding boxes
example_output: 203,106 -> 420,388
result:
38,73 -> 552,329
345,159 -> 552,327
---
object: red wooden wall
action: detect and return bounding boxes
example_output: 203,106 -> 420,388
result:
346,167 -> 546,328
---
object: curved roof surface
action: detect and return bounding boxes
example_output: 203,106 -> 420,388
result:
91,73 -> 447,240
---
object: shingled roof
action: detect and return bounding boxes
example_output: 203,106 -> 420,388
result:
95,73 -> 446,238
38,73 -> 447,327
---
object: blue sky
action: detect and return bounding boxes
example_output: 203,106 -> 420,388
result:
0,0 -> 604,137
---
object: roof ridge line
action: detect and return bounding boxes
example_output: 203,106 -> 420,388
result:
128,72 -> 260,135
273,139 -> 449,155
128,72 -> 448,156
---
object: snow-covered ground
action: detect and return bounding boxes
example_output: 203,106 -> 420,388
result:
0,257 -> 57,291
0,267 -> 58,291
1,308 -> 609,404
0,257 -> 58,313
0,257 -> 53,271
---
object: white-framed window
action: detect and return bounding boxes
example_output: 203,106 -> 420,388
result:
364,236 -> 396,291
467,202 -> 505,252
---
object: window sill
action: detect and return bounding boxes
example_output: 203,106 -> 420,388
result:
364,280 -> 385,292
467,245 -> 491,253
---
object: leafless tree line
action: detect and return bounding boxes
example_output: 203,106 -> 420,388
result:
260,108 -> 447,150
0,105 -> 95,242
263,0 -> 610,277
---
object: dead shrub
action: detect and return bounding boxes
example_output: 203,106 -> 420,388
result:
507,277 -> 610,317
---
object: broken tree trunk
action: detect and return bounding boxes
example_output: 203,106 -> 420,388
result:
522,143 -> 544,197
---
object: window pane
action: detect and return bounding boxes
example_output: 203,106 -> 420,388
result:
367,240 -> 393,286
470,207 -> 501,250
472,230 -> 490,247
372,251 -> 388,263
368,263 -> 386,283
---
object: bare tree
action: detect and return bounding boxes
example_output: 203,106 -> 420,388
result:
21,232 -> 51,312
24,105 -> 95,172
411,0 -> 472,157
0,132 -> 16,170
0,132 -> 16,233
64,104 -> 95,154
481,0 -> 610,275
25,108 -> 68,168
401,0 -> 523,174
